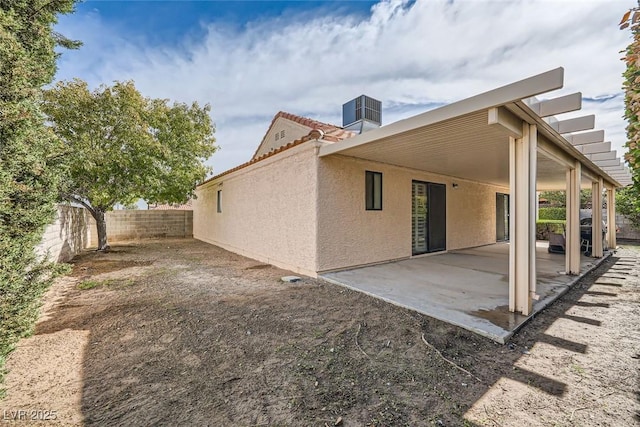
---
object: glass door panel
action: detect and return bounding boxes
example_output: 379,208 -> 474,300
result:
412,181 -> 428,255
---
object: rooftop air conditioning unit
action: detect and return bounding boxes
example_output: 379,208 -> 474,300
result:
342,95 -> 381,134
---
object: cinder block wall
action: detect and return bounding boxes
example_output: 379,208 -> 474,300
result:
616,213 -> 640,240
36,205 -> 90,262
88,210 -> 193,246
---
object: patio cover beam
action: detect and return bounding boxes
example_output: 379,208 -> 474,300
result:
581,166 -> 598,183
537,136 -> 575,169
488,107 -> 522,138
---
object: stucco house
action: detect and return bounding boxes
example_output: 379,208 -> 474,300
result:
193,68 -> 630,338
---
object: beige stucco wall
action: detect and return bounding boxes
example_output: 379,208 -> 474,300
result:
316,154 -> 509,272
194,142 -> 318,276
88,210 -> 193,246
36,205 -> 90,263
253,118 -> 311,159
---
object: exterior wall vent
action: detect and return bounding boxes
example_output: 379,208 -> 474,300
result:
342,95 -> 382,134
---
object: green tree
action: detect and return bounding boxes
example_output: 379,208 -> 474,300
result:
621,5 -> 640,176
618,5 -> 640,229
538,191 -> 566,207
0,0 -> 79,382
43,79 -> 217,250
538,190 -> 594,209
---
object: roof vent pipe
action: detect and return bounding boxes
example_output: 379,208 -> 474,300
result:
342,95 -> 381,134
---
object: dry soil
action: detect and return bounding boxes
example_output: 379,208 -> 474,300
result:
0,238 -> 638,426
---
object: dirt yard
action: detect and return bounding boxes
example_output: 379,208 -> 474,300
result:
0,238 -> 638,426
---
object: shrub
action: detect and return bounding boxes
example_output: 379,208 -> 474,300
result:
0,0 -> 79,396
538,207 -> 566,221
616,186 -> 640,230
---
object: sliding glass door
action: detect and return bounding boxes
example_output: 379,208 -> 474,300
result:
412,181 -> 446,255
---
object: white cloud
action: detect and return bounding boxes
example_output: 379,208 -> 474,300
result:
55,0 -> 636,175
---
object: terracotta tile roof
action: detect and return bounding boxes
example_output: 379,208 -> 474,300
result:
198,112 -> 355,188
251,111 -> 355,158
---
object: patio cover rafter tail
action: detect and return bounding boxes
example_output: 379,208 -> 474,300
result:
587,151 -> 617,161
528,92 -> 582,117
595,159 -> 622,168
550,114 -> 595,134
504,102 -> 621,189
565,130 -> 604,145
575,141 -> 611,155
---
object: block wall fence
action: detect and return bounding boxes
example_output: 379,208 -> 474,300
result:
88,210 -> 193,246
36,206 -> 193,262
617,213 -> 640,240
36,205 -> 91,262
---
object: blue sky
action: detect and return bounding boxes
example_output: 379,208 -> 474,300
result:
65,1 -> 378,46
55,0 -> 635,176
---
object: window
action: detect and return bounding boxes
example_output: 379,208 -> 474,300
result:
275,132 -> 279,141
217,190 -> 222,213
365,171 -> 382,210
280,130 -> 285,138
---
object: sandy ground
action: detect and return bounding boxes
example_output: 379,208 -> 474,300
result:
0,238 -> 638,426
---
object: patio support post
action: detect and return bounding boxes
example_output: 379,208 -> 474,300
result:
606,188 -> 617,249
508,123 -> 537,315
565,161 -> 582,274
591,179 -> 603,257
528,125 -> 538,304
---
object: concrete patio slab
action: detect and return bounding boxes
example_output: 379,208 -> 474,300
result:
321,242 -> 609,343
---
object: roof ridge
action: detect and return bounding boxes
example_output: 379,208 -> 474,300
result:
277,111 -> 342,131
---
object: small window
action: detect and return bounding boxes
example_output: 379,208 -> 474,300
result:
365,171 -> 382,210
217,190 -> 222,213
280,130 -> 285,138
275,132 -> 279,141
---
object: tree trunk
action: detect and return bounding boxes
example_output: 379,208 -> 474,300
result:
94,209 -> 109,251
